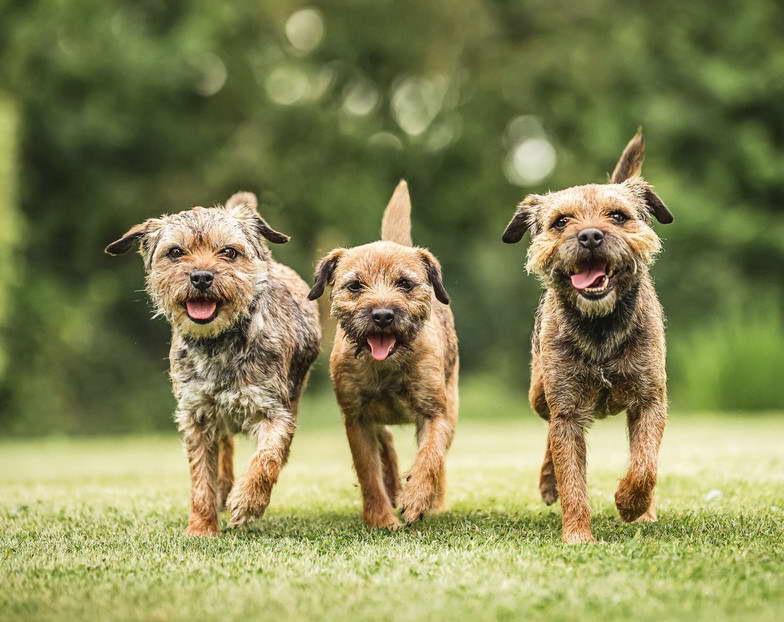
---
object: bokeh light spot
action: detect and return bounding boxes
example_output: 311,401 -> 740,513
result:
285,8 -> 325,53
505,138 -> 556,186
194,52 -> 227,97
342,78 -> 379,116
391,76 -> 447,136
265,66 -> 309,105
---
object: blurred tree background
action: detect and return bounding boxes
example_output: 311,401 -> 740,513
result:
0,0 -> 782,435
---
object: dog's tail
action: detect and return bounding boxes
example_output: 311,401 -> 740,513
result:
381,179 -> 412,246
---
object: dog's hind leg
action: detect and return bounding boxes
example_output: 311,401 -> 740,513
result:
227,411 -> 295,528
377,426 -> 401,508
539,441 -> 558,505
217,435 -> 235,511
347,420 -> 401,529
615,400 -> 666,522
431,462 -> 448,513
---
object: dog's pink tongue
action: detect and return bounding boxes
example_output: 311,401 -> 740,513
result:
367,335 -> 396,361
186,300 -> 217,320
570,263 -> 607,289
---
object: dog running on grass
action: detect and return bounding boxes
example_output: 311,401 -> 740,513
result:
106,192 -> 320,535
501,130 -> 673,543
308,181 -> 458,529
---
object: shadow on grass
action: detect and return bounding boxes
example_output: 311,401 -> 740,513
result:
214,506 -> 779,548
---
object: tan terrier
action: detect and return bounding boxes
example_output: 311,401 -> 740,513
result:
502,130 -> 673,543
308,181 -> 458,529
106,192 -> 320,535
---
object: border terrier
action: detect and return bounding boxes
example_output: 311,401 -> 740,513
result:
308,181 -> 458,529
501,130 -> 673,543
106,192 -> 320,535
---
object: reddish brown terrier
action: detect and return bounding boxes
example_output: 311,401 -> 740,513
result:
308,181 -> 458,529
502,130 -> 674,543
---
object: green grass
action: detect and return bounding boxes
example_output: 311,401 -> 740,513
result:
2,414 -> 783,622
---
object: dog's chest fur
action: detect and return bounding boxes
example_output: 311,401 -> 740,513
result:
170,272 -> 320,434
535,272 -> 666,418
171,332 -> 279,433
339,356 -> 419,424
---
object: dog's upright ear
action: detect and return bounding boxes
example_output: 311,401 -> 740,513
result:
417,249 -> 450,304
308,249 -> 345,300
611,128 -> 645,183
502,194 -> 542,244
610,130 -> 674,224
226,191 -> 290,244
105,218 -> 164,259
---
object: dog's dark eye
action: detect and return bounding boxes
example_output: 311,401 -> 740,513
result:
167,247 -> 185,260
346,280 -> 363,293
219,247 -> 238,260
551,216 -> 569,231
397,278 -> 414,292
609,211 -> 628,225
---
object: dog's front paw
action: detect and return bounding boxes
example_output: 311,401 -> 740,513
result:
226,486 -> 268,528
363,507 -> 402,530
615,478 -> 654,522
562,529 -> 595,544
398,474 -> 437,524
185,515 -> 219,537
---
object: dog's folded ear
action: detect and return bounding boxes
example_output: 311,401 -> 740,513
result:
253,217 -> 290,244
105,219 -> 163,256
227,191 -> 291,244
502,195 -> 541,244
625,179 -> 674,224
418,249 -> 450,305
308,249 -> 344,300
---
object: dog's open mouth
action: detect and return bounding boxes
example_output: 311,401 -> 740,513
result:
570,261 -> 614,299
366,334 -> 398,361
184,299 -> 220,324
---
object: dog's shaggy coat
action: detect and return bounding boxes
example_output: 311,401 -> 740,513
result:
502,130 -> 673,543
309,181 -> 459,528
106,192 -> 320,535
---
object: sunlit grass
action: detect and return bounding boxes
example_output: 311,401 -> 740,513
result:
2,415 -> 783,622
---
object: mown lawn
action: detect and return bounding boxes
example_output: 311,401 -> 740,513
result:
1,409 -> 783,622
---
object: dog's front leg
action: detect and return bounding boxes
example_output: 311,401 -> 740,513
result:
615,399 -> 666,522
400,412 -> 452,524
548,414 -> 593,543
182,420 -> 220,536
345,419 -> 401,529
227,411 -> 295,528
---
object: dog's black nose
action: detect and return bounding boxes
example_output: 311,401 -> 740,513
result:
190,270 -> 214,291
371,308 -> 394,328
578,228 -> 604,249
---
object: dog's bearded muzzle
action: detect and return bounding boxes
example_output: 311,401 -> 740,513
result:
546,236 -> 643,313
336,307 -> 427,361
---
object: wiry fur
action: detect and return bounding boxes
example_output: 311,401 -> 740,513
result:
309,181 -> 459,529
502,130 -> 672,543
106,192 -> 320,535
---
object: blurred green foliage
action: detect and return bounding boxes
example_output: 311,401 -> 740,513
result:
0,95 -> 21,379
0,0 -> 782,434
